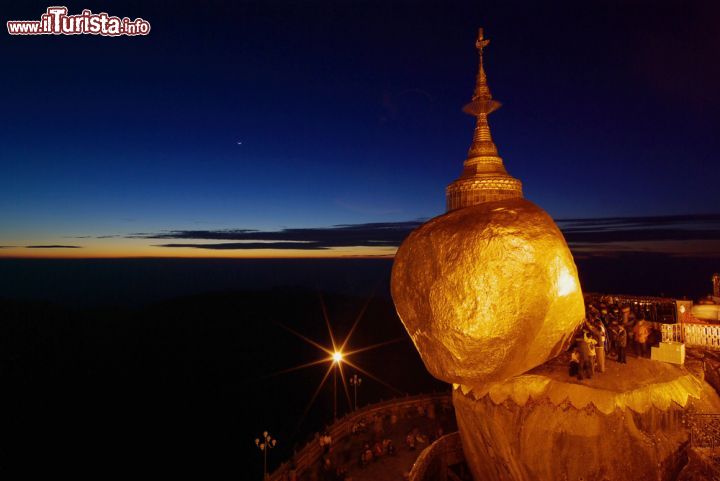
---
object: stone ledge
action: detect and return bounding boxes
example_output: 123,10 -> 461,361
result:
454,357 -> 714,415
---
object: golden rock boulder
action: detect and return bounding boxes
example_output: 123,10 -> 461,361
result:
391,197 -> 585,388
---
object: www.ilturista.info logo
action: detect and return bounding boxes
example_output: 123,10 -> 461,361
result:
7,6 -> 150,36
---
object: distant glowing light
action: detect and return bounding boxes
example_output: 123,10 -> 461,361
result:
272,292 -> 405,431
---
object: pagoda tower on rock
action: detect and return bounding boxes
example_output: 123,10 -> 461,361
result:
445,28 -> 523,212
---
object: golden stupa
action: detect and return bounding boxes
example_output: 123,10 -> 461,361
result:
391,28 -> 586,389
445,28 -> 522,210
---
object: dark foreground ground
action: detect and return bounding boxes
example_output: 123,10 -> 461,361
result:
0,286 -> 443,479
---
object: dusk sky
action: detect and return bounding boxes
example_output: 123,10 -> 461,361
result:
2,0 -> 719,258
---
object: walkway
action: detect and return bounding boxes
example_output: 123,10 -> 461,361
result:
322,411 -> 456,481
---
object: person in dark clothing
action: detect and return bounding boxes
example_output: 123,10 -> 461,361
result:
617,325 -> 628,364
569,348 -> 581,379
578,336 -> 593,379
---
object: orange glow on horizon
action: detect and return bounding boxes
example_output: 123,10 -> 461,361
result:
0,243 -> 398,259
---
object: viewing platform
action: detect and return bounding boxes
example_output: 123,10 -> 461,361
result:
268,392 -> 455,481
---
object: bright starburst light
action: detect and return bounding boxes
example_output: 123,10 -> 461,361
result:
273,291 -> 405,430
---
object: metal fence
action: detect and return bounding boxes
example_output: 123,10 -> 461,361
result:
584,293 -> 677,323
661,323 -> 682,343
661,323 -> 720,350
683,324 -> 720,350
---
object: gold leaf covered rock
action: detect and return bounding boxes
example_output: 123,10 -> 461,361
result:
391,197 -> 585,387
391,28 -> 584,388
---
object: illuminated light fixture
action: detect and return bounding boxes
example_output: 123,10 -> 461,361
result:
273,291 -> 404,428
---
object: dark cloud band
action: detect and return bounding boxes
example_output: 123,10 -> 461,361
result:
124,213 -> 720,254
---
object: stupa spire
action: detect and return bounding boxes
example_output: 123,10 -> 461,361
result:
445,28 -> 523,212
468,28 -> 497,111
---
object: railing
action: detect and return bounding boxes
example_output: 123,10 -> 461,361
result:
408,431 -> 465,481
688,413 -> 720,448
267,391 -> 452,481
584,293 -> 677,323
684,324 -> 720,350
661,324 -> 683,343
661,323 -> 720,350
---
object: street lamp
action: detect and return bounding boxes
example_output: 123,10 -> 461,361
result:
350,373 -> 363,410
332,351 -> 343,420
255,431 -> 277,480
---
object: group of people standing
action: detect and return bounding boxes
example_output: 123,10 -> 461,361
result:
569,302 -> 656,380
359,438 -> 395,467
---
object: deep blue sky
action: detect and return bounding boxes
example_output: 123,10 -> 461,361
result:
2,0 -> 719,256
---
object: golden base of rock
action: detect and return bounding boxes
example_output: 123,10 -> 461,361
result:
453,357 -> 720,481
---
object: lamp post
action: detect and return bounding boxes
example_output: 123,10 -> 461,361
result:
350,373 -> 362,410
255,431 -> 277,480
332,351 -> 343,420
